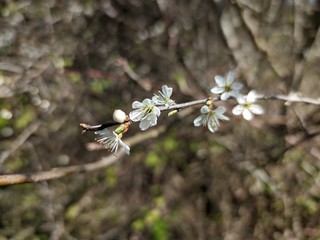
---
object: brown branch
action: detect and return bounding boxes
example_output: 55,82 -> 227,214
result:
0,126 -> 165,187
256,93 -> 320,105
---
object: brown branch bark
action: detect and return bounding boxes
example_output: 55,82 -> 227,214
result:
0,126 -> 165,186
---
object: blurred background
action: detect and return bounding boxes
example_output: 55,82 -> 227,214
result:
0,0 -> 320,239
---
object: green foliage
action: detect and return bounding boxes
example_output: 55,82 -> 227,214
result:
296,196 -> 318,215
132,208 -> 170,240
90,79 -> 111,94
14,107 -> 36,130
104,166 -> 118,187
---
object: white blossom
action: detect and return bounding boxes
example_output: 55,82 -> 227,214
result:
129,98 -> 161,130
95,129 -> 130,155
232,91 -> 264,121
193,105 -> 229,133
211,71 -> 243,100
113,109 -> 127,123
152,85 -> 174,107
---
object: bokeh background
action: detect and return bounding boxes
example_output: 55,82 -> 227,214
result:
1,0 -> 320,239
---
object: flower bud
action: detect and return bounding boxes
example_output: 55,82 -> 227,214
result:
168,110 -> 178,117
113,109 -> 127,123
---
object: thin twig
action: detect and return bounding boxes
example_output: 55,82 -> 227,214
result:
255,93 -> 320,105
158,98 -> 210,111
0,127 -> 166,186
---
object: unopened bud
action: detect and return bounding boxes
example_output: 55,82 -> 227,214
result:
113,109 -> 127,123
168,110 -> 178,117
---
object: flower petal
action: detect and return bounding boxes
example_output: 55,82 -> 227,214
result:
236,96 -> 246,104
200,105 -> 211,114
226,71 -> 234,85
232,105 -> 244,115
242,109 -> 254,121
119,139 -> 130,155
129,110 -> 145,122
246,91 -> 257,103
152,96 -> 163,105
139,119 -> 151,131
250,104 -> 264,115
148,114 -> 158,127
162,85 -> 172,98
211,87 -> 224,95
153,106 -> 161,116
132,101 -> 144,109
214,106 -> 226,115
221,92 -> 232,100
214,76 -> 225,87
194,115 -> 205,126
208,120 -> 218,133
142,98 -> 153,105
232,82 -> 243,91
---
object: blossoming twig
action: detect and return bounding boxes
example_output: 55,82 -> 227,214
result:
80,70 -> 320,155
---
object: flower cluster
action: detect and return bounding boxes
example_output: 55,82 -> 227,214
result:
193,71 -> 264,132
84,71 -> 265,156
91,85 -> 175,155
129,85 -> 174,131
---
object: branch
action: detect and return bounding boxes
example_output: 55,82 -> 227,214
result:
0,126 -> 165,187
255,93 -> 320,105
159,92 -> 320,112
2,91 -> 318,187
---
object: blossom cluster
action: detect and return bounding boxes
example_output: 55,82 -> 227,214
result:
129,85 -> 174,130
93,85 -> 175,155
91,71 -> 264,155
193,71 -> 264,132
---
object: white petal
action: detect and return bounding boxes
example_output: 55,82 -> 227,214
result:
139,119 -> 151,130
153,106 -> 161,116
216,110 -> 229,121
95,129 -> 113,137
208,120 -> 218,133
166,99 -> 175,107
249,104 -> 264,115
200,105 -> 210,114
236,96 -> 246,104
132,101 -> 144,109
142,98 -> 153,105
129,110 -> 145,121
215,106 -> 226,114
214,76 -> 225,87
210,115 -> 220,127
226,71 -> 234,85
218,114 -> 229,121
152,96 -> 163,105
246,91 -> 257,103
194,115 -> 205,126
231,91 -> 242,99
148,114 -> 158,126
221,92 -> 232,100
211,87 -> 224,94
243,109 -> 254,121
232,82 -> 243,91
232,105 -> 244,115
162,85 -> 172,98
119,140 -> 130,155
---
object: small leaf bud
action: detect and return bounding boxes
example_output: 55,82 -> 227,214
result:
113,109 -> 127,123
168,110 -> 178,117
